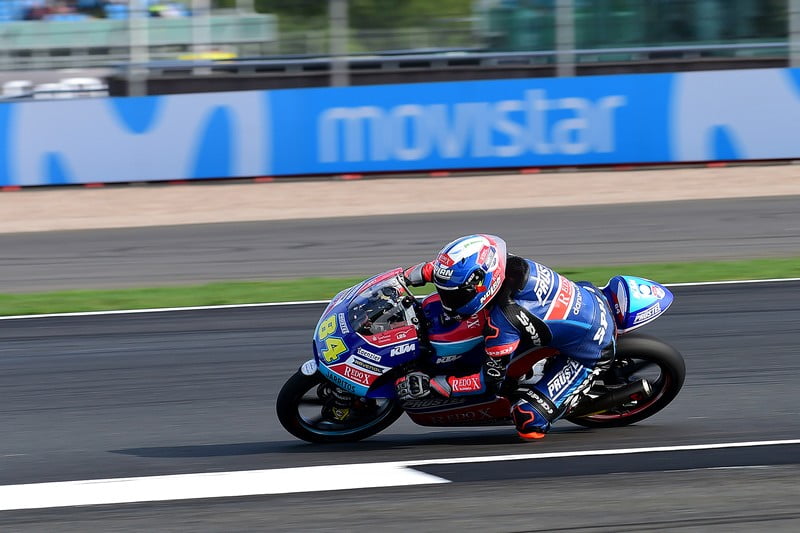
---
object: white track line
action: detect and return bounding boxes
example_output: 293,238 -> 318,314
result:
0,300 -> 329,321
398,438 -> 800,467
0,464 -> 448,512
1,278 -> 799,321
667,277 -> 800,287
1,439 -> 798,511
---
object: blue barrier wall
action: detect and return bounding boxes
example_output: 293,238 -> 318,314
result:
1,68 -> 798,186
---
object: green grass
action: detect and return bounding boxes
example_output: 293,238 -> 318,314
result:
2,257 -> 799,317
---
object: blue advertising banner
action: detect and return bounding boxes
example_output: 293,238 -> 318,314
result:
0,91 -> 272,186
0,68 -> 798,186
270,73 -> 674,175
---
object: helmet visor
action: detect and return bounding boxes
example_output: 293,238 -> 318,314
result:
435,269 -> 486,315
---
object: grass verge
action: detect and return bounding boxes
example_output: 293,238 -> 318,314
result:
2,257 -> 799,317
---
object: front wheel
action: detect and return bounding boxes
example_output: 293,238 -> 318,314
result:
566,333 -> 685,428
276,370 -> 404,443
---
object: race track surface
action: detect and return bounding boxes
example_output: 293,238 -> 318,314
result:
1,281 -> 799,531
2,195 -> 799,292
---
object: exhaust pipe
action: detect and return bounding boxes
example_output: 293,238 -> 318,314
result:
569,379 -> 651,418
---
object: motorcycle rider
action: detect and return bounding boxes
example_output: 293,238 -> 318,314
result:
395,234 -> 616,440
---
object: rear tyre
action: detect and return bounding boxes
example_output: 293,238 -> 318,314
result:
276,370 -> 404,443
566,334 -> 685,428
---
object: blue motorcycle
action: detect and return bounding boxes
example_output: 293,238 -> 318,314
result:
277,268 -> 685,443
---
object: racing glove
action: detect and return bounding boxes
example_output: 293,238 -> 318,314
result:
395,371 -> 431,400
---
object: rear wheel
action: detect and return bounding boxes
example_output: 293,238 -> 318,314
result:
566,334 -> 685,428
276,370 -> 404,443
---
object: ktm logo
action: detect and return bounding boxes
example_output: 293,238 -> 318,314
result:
390,343 -> 416,356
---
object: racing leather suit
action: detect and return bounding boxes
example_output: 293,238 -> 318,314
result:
405,255 -> 616,435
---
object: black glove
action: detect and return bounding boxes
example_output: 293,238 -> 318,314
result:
395,371 -> 431,400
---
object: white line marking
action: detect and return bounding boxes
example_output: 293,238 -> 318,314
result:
1,278 -> 799,321
0,300 -> 329,321
0,439 -> 797,511
667,465 -> 774,473
395,438 -> 800,467
0,464 -> 448,511
666,277 -> 800,287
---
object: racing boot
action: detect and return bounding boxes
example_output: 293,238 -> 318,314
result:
510,399 -> 550,440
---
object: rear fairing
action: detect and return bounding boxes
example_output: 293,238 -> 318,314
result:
602,275 -> 674,333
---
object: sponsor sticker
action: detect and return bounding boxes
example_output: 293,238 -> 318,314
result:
402,397 -> 466,410
390,343 -> 416,357
436,253 -> 454,267
546,359 -> 585,398
356,347 -> 382,362
480,273 -> 503,304
533,265 -> 554,305
572,289 -> 583,315
633,302 -> 661,325
337,313 -> 350,334
448,237 -> 485,261
433,265 -> 454,281
361,325 -> 418,347
323,369 -> 357,393
342,365 -> 373,386
545,274 -> 575,320
477,246 -> 496,270
450,374 -> 483,393
351,357 -> 384,374
486,342 -> 518,357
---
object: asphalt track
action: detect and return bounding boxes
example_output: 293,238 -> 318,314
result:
2,195 -> 799,292
1,281 -> 800,531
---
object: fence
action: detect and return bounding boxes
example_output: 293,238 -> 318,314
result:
0,1 -> 797,73
0,13 -> 277,70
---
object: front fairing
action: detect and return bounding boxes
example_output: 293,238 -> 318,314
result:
313,269 -> 422,398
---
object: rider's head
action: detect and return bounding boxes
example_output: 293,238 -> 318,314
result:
431,234 -> 507,319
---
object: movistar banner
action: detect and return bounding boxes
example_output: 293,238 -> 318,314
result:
1,68 -> 798,186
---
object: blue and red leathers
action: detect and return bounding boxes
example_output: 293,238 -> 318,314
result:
408,255 -> 616,438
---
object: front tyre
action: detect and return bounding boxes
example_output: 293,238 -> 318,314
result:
276,370 -> 404,443
566,334 -> 686,428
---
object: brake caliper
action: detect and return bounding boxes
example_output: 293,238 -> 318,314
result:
322,387 -> 355,422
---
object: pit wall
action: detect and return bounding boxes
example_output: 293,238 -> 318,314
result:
1,68 -> 798,186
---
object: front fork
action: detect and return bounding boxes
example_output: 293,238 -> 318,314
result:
301,358 -> 357,422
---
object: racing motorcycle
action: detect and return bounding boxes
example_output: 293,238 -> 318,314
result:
277,268 -> 685,443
